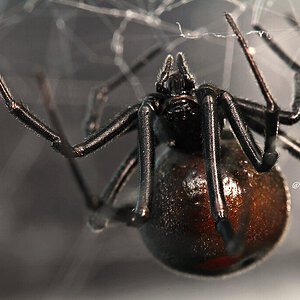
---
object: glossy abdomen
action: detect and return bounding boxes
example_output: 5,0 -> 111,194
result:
139,139 -> 290,276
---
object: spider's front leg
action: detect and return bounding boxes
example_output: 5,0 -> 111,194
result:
0,75 -> 140,158
90,90 -> 163,229
196,88 -> 237,254
225,13 -> 280,171
87,93 -> 161,229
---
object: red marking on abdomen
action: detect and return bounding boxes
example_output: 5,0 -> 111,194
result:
196,256 -> 240,271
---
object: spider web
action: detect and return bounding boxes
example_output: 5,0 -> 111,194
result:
0,0 -> 299,299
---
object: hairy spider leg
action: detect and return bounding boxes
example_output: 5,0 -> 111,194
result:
0,76 -> 140,157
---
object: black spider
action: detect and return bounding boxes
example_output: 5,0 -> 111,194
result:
0,13 -> 299,276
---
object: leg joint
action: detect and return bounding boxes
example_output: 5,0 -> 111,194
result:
8,100 -> 21,112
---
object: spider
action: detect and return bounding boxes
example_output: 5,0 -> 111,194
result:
0,13 -> 299,277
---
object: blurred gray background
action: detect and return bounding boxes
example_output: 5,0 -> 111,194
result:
0,0 -> 299,299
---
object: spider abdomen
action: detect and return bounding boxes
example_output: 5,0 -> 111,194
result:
139,139 -> 289,277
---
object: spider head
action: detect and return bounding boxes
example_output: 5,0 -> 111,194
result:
156,53 -> 195,96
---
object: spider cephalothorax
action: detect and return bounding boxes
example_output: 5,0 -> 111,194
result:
144,53 -> 201,151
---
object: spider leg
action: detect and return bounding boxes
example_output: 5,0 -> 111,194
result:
197,91 -> 236,253
0,75 -> 139,157
99,147 -> 138,207
244,115 -> 300,160
235,90 -> 300,125
225,13 -> 279,171
90,93 -> 164,228
234,22 -> 300,124
226,14 -> 278,111
221,92 -> 278,171
88,147 -> 138,231
84,44 -> 163,136
133,96 -> 157,225
72,104 -> 139,157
